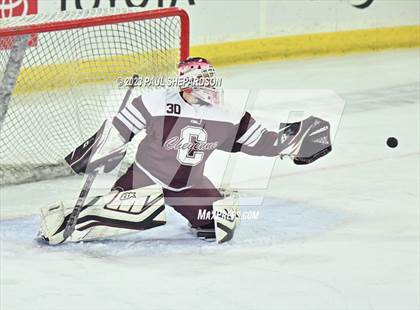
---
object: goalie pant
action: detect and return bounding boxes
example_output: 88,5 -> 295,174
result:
112,163 -> 222,229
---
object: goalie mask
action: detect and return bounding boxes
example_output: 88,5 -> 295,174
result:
178,57 -> 223,106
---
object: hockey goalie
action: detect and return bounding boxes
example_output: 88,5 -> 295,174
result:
39,57 -> 332,245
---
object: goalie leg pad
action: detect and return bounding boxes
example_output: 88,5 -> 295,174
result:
213,190 -> 240,243
189,190 -> 240,243
39,187 -> 166,245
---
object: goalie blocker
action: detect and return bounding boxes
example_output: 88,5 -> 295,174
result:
64,119 -> 127,175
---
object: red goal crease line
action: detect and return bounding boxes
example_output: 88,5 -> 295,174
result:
0,7 -> 190,61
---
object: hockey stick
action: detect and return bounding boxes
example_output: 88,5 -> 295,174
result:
62,75 -> 139,242
1,35 -> 30,132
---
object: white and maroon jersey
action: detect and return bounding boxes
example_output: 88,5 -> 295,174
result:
112,89 -> 279,191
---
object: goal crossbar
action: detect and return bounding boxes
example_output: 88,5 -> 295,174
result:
0,7 -> 189,60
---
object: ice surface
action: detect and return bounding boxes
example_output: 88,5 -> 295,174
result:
0,197 -> 345,256
0,49 -> 419,310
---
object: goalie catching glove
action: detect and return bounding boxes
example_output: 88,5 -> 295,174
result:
278,116 -> 332,164
65,119 -> 127,174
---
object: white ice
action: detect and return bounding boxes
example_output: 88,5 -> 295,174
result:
1,49 -> 419,310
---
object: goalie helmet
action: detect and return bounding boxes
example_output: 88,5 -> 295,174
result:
178,57 -> 223,106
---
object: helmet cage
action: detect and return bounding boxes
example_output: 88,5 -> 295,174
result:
178,58 -> 223,105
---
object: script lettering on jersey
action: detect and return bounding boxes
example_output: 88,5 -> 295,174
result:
164,136 -> 218,151
164,126 -> 218,166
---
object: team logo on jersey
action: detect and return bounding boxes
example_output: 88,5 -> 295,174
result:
0,0 -> 38,19
164,126 -> 218,166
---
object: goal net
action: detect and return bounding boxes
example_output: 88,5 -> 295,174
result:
0,8 -> 189,185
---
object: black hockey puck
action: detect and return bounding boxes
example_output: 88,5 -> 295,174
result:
386,137 -> 398,148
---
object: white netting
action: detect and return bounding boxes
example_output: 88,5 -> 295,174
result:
0,9 -> 187,185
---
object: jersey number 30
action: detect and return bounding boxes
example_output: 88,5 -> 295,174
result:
177,126 -> 207,166
166,103 -> 181,114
